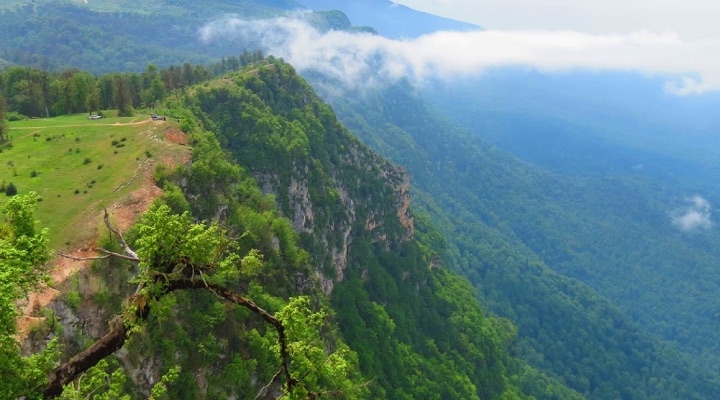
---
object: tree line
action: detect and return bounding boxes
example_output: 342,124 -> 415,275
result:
0,50 -> 264,122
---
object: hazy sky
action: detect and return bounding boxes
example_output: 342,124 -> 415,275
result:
392,0 -> 720,39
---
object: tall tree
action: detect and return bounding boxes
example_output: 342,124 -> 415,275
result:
0,93 -> 7,142
112,75 -> 133,117
140,77 -> 166,109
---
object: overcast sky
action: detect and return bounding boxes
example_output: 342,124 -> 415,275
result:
392,0 -> 720,39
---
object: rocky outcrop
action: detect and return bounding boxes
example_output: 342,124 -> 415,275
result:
257,150 -> 414,295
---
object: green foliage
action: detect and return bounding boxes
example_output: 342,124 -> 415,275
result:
0,92 -> 7,142
148,365 -> 181,400
278,297 -> 368,399
133,205 -> 225,277
58,358 -> 132,400
158,182 -> 191,215
317,78 -> 720,399
0,193 -> 54,399
181,61 -> 531,399
5,181 -> 17,196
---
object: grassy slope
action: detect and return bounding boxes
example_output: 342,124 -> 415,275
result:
1,113 -> 188,249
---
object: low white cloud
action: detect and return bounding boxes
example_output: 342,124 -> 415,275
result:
198,14 -> 720,94
673,195 -> 712,232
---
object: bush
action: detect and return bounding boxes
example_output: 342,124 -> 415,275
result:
6,112 -> 28,121
83,158 -> 92,165
30,170 -> 38,177
5,182 -> 17,196
65,290 -> 82,311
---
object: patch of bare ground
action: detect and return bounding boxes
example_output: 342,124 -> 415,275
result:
16,122 -> 190,338
164,126 -> 188,146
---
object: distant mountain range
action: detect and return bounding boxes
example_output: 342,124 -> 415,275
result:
297,0 -> 480,37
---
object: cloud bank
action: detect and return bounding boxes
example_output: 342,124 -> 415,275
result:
199,14 -> 720,94
673,196 -> 712,232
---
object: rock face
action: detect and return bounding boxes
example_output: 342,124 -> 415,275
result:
256,152 -> 414,294
194,61 -> 416,294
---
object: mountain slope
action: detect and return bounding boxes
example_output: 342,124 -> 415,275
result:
297,0 -> 479,37
310,78 -> 720,398
179,60 -> 537,399
5,60 -> 573,399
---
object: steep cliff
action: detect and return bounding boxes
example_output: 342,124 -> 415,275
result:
190,60 -> 414,293
173,59 -> 532,398
15,59 -> 560,399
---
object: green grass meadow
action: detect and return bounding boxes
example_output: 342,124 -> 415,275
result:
1,114 -> 187,249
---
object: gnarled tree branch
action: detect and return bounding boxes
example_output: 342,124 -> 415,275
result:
58,249 -> 140,263
42,212 -> 300,399
43,275 -> 297,398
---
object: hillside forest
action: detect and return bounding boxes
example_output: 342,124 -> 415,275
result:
2,1 -> 720,400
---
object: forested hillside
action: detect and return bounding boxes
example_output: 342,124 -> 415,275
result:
3,1 -> 720,399
1,59 -> 581,399
312,79 -> 720,398
0,1 -> 363,73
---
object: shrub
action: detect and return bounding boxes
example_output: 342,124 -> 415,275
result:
5,182 -> 17,196
65,290 -> 81,311
83,158 -> 92,165
6,112 -> 28,121
30,170 -> 38,177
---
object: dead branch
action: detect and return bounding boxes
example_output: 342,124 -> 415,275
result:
57,253 -> 111,262
96,248 -> 140,263
254,368 -> 283,400
103,208 -> 138,260
57,249 -> 139,263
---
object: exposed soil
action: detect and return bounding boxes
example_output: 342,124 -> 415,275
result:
164,126 -> 188,146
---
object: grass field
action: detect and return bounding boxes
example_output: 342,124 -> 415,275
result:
1,113 -> 188,249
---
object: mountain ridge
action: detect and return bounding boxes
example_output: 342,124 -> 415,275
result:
297,0 -> 480,38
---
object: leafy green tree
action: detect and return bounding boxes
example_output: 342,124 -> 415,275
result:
84,84 -> 102,115
39,205 -> 365,399
140,77 -> 167,109
112,75 -> 134,117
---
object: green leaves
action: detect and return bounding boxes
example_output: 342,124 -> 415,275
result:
277,296 -> 367,399
133,205 -> 225,275
0,193 -> 53,399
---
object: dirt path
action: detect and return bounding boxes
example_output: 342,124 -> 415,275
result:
7,119 -> 155,130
